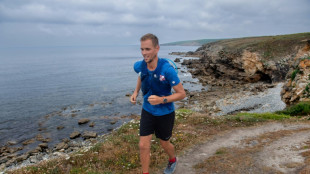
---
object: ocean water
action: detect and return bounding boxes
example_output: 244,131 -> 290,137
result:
0,45 -> 199,150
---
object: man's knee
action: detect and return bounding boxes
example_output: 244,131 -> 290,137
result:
139,136 -> 152,150
160,139 -> 173,148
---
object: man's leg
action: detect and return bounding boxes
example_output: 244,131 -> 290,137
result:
160,139 -> 175,160
139,135 -> 153,173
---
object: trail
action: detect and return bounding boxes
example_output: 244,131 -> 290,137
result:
173,122 -> 310,174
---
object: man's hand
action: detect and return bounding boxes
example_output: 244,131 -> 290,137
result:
147,95 -> 162,105
130,92 -> 138,104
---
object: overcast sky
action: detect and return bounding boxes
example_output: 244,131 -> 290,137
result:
0,0 -> 309,47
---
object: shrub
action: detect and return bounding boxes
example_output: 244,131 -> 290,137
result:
291,68 -> 300,80
276,102 -> 310,116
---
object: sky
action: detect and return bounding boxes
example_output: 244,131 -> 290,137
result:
0,0 -> 309,47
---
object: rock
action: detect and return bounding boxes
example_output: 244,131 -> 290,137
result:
55,142 -> 69,151
174,58 -> 181,62
35,134 -> 45,141
42,138 -> 51,143
28,148 -> 41,155
78,118 -> 90,125
70,131 -> 81,139
0,156 -> 9,164
181,59 -> 192,65
38,143 -> 48,149
29,155 -> 39,163
57,125 -> 65,130
82,131 -> 97,139
6,141 -> 17,146
89,122 -> 95,127
22,138 -> 36,146
110,120 -> 117,125
281,42 -> 310,105
15,154 -> 29,162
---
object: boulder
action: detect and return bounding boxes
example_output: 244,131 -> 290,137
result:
55,142 -> 69,151
78,118 -> 90,125
70,131 -> 81,139
174,58 -> 181,62
82,131 -> 97,139
38,143 -> 48,149
89,122 -> 95,127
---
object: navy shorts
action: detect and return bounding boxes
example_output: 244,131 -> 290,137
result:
140,109 -> 175,141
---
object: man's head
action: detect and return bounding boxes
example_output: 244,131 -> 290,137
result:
140,33 -> 160,63
140,33 -> 159,47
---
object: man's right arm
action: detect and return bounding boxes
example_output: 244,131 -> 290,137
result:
131,76 -> 141,104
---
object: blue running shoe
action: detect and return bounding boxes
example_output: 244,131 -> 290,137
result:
164,158 -> 177,174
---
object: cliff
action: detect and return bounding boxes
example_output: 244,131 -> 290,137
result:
281,40 -> 310,105
182,32 -> 310,105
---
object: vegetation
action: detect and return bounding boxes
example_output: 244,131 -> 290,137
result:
291,68 -> 301,80
7,102 -> 310,174
215,32 -> 310,61
161,39 -> 222,46
276,101 -> 310,116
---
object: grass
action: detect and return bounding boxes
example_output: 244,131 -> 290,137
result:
276,101 -> 310,116
6,105 -> 309,174
291,68 -> 301,80
215,32 -> 310,61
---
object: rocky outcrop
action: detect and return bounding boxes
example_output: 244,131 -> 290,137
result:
183,33 -> 310,91
281,41 -> 310,105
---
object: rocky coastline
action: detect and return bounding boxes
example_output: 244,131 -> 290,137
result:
1,32 -> 309,173
175,33 -> 310,116
0,114 -> 137,172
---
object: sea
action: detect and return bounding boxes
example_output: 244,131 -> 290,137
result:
0,45 -> 200,151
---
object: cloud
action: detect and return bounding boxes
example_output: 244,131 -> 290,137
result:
0,0 -> 309,46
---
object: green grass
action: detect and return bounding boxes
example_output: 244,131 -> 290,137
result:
227,112 -> 290,123
276,102 -> 310,116
291,68 -> 301,80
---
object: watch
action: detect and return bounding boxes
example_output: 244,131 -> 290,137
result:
163,98 -> 168,104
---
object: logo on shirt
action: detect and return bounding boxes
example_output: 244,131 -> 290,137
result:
159,75 -> 165,81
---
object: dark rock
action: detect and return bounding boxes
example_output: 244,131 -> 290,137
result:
70,131 -> 81,139
0,156 -> 9,164
22,138 -> 36,146
78,118 -> 90,125
41,138 -> 51,143
110,120 -> 117,125
89,122 -> 95,127
82,131 -> 97,139
57,125 -> 65,130
15,154 -> 29,162
39,143 -> 48,149
174,58 -> 181,62
35,134 -> 45,141
55,142 -> 69,151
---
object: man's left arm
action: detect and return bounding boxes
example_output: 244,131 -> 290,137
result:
147,82 -> 186,105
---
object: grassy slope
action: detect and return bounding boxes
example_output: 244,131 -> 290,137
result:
7,102 -> 310,174
207,32 -> 310,61
161,39 -> 222,46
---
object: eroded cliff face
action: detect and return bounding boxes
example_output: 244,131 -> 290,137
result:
182,33 -> 310,105
281,41 -> 310,105
184,42 -> 293,87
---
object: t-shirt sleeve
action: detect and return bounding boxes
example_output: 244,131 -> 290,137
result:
165,65 -> 180,87
133,61 -> 142,74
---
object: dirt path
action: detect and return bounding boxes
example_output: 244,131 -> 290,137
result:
174,122 -> 310,174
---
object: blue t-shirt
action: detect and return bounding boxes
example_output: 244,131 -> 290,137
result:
134,58 -> 180,116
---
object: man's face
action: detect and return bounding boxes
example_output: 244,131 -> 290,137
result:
140,39 -> 159,63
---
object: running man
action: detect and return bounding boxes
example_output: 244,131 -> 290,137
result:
131,33 -> 186,174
